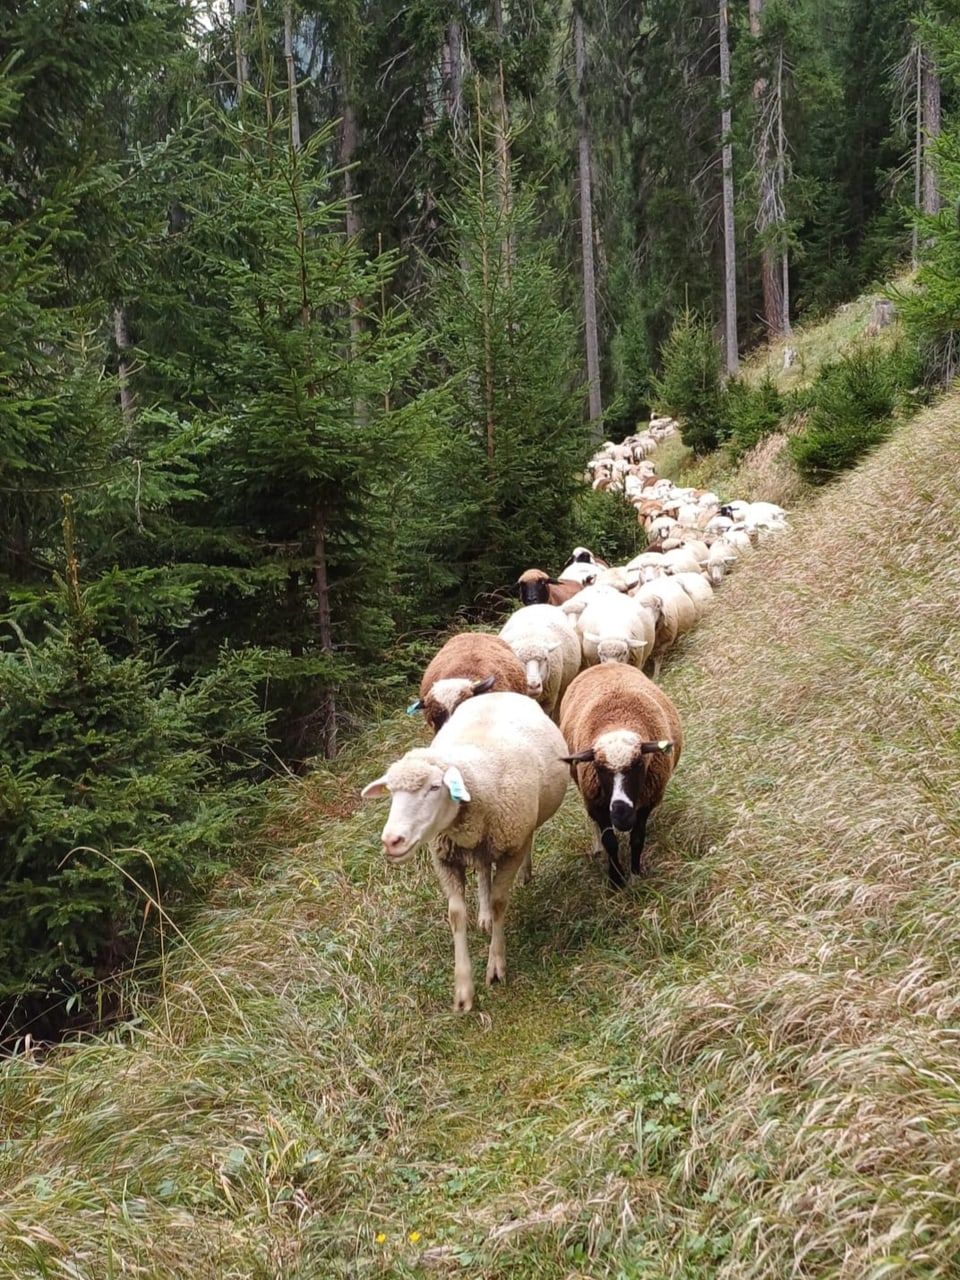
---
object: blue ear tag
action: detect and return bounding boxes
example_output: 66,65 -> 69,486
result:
407,700 -> 423,715
444,768 -> 471,803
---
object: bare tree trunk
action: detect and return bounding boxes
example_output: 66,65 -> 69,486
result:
913,42 -> 922,265
233,0 -> 248,95
314,510 -> 337,760
283,2 -> 301,151
340,96 -> 366,421
749,0 -> 783,338
475,86 -> 497,463
776,47 -> 791,336
575,6 -> 602,428
489,0 -> 513,282
443,17 -> 464,133
922,47 -> 941,215
720,0 -> 739,373
113,305 -> 136,429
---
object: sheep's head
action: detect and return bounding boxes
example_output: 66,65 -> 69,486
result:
562,731 -> 672,831
517,568 -> 553,606
416,676 -> 496,734
585,633 -> 647,666
361,753 -> 470,862
510,640 -> 560,698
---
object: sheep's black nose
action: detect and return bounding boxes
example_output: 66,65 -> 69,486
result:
611,801 -> 636,832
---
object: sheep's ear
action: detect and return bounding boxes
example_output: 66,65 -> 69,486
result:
361,776 -> 390,798
627,637 -> 647,651
546,640 -> 562,652
584,631 -> 600,644
561,749 -> 596,764
442,766 -> 471,803
547,577 -> 561,585
471,675 -> 496,695
406,699 -> 424,714
639,740 -> 673,755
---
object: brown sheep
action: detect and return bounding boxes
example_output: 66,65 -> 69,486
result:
559,664 -> 682,888
517,568 -> 587,608
411,632 -> 528,735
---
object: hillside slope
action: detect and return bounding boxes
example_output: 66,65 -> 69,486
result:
2,391 -> 960,1279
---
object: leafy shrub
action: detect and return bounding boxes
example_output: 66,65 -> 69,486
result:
653,311 -> 727,454
570,485 -> 646,566
0,628 -> 271,1010
789,344 -> 922,483
724,374 -> 785,458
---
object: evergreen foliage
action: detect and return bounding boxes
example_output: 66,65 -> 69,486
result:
725,372 -> 785,458
895,122 -> 960,383
129,105 -> 447,753
653,311 -> 729,454
0,510 -> 270,1010
422,127 -> 591,605
789,343 -> 922,482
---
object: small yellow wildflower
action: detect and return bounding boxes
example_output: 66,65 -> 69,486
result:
408,1232 -> 421,1244
375,1233 -> 386,1245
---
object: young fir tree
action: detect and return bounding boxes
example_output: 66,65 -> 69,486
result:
130,92 -> 441,757
421,117 -> 592,606
0,500 -> 270,1035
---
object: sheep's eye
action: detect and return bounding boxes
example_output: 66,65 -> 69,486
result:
427,783 -> 441,793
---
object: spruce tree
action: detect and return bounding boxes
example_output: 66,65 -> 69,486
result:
421,119 -> 592,603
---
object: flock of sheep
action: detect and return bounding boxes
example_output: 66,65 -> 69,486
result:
361,418 -> 789,1012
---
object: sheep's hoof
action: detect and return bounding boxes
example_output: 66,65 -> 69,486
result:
486,956 -> 507,987
454,985 -> 474,1013
477,911 -> 492,934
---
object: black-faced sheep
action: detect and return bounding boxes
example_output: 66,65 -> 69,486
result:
517,568 -> 587,608
559,664 -> 682,888
411,632 -> 528,734
361,691 -> 569,1012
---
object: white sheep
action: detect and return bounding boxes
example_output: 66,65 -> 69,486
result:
559,582 -> 624,628
499,603 -> 581,719
557,561 -> 600,586
361,692 -> 569,1011
631,577 -> 699,678
578,592 -> 657,670
705,540 -> 737,586
670,571 -> 715,620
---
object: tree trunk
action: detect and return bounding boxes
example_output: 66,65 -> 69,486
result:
475,87 -> 497,462
913,41 -> 922,266
575,6 -> 602,427
283,2 -> 301,152
489,0 -> 513,283
922,46 -> 941,215
113,305 -> 136,429
443,17 -> 464,134
233,0 -> 248,95
720,0 -> 739,373
340,96 -> 366,424
776,46 -> 791,336
314,509 -> 337,760
749,0 -> 783,339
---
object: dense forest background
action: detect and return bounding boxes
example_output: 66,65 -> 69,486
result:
4,0 -> 960,1023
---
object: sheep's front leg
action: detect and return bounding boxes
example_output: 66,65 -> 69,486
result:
518,847 -> 533,885
433,859 -> 473,1012
477,863 -> 492,934
629,805 -> 652,877
485,843 -> 528,988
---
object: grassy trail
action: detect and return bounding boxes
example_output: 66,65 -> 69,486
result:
3,381 -> 960,1280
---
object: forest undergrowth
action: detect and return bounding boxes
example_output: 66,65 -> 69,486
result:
2,324 -> 960,1278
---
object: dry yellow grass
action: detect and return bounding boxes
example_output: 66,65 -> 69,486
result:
2,372 -> 959,1278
